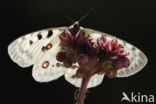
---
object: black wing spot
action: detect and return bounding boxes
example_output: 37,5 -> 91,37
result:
47,30 -> 53,38
29,40 -> 33,45
37,34 -> 42,40
41,46 -> 47,51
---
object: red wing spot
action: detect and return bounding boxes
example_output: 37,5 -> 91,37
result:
42,61 -> 49,69
46,43 -> 52,49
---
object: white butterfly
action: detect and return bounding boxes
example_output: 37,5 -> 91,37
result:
8,21 -> 148,88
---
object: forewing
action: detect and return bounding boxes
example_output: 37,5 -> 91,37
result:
8,27 -> 66,67
83,28 -> 148,77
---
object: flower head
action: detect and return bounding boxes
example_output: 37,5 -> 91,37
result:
57,30 -> 130,78
57,29 -> 96,69
56,29 -> 131,104
96,34 -> 130,77
97,35 -> 129,57
59,29 -> 84,49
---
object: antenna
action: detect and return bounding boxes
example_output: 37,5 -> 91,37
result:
78,8 -> 94,22
60,10 -> 74,23
60,8 -> 94,24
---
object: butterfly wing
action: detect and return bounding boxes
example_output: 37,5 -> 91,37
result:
32,43 -> 65,82
64,64 -> 105,88
83,28 -> 148,77
8,27 -> 66,68
8,27 -> 67,82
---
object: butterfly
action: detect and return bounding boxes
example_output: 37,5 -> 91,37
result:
8,21 -> 148,88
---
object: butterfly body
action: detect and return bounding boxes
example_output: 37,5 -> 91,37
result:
8,22 -> 148,88
69,21 -> 81,35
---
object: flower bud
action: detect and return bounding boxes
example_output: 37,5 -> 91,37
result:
113,57 -> 130,70
78,54 -> 89,66
107,68 -> 117,78
56,51 -> 66,62
103,63 -> 117,78
76,68 -> 84,78
63,59 -> 72,68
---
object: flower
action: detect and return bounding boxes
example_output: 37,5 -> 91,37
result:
57,29 -> 130,78
56,29 -> 131,104
96,34 -> 130,77
97,35 -> 107,48
58,29 -> 96,69
59,29 -> 83,49
97,35 -> 129,57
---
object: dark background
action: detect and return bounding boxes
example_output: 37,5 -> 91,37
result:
1,0 -> 156,104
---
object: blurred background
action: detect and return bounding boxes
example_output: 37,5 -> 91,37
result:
1,0 -> 156,104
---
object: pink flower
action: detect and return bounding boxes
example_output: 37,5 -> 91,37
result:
97,35 -> 129,57
59,29 -> 83,49
96,35 -> 130,77
97,35 -> 107,48
57,29 -> 131,104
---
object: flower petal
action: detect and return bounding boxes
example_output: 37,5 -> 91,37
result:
105,42 -> 112,52
75,30 -> 82,42
65,29 -> 74,42
97,38 -> 102,47
59,35 -> 68,43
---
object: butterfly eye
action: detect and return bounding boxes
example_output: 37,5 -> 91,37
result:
42,61 -> 49,69
46,43 -> 53,49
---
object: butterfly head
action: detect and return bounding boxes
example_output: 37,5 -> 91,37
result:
65,8 -> 93,35
69,21 -> 80,35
